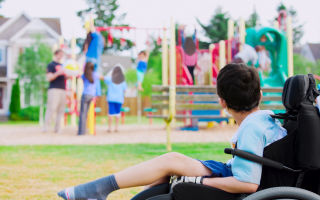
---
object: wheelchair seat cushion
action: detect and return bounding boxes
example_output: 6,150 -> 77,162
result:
173,183 -> 237,200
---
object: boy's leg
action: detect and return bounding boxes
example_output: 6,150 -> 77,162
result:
116,152 -> 211,188
58,152 -> 211,200
108,115 -> 112,132
115,116 -> 119,131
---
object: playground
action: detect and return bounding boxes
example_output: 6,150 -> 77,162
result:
2,0 -> 320,199
0,122 -> 237,145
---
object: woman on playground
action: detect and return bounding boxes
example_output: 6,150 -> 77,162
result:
58,63 -> 287,200
78,62 -> 104,136
104,66 -> 127,132
181,25 -> 198,84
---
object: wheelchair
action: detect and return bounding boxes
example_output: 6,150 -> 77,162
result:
131,74 -> 320,200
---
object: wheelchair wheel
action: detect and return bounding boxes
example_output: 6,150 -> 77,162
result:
243,187 -> 320,200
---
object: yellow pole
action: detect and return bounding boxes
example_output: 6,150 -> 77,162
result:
274,20 -> 279,29
227,19 -> 234,63
70,31 -> 77,127
88,101 -> 95,135
167,17 -> 177,151
209,44 -> 215,86
239,17 -> 246,52
286,16 -> 294,77
162,22 -> 168,116
219,40 -> 226,70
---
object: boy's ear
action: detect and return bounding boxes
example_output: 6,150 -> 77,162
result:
260,90 -> 263,101
219,98 -> 227,109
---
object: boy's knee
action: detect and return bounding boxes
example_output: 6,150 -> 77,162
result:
161,152 -> 183,163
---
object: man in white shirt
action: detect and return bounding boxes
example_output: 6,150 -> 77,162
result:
232,44 -> 258,67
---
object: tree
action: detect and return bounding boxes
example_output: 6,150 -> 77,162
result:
9,78 -> 21,115
246,6 -> 259,28
275,3 -> 304,45
15,36 -> 52,105
197,7 -> 229,43
77,0 -> 133,53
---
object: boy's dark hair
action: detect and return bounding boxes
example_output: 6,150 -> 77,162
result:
84,62 -> 94,83
139,51 -> 146,56
54,49 -> 63,55
112,66 -> 125,84
217,63 -> 261,112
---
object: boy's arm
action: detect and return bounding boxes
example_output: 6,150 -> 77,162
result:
203,177 -> 258,194
90,14 -> 96,33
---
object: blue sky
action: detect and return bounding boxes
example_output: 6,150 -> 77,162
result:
1,0 -> 319,54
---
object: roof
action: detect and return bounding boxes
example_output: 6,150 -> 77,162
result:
293,46 -> 302,54
100,55 -> 132,74
0,18 -> 9,26
307,43 -> 320,60
40,18 -> 61,35
0,13 -> 61,40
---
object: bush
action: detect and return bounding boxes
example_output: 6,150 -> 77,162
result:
9,78 -> 21,116
19,106 -> 45,121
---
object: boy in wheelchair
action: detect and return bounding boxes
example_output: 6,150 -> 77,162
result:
58,63 -> 320,200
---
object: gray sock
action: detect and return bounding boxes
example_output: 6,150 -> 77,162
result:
58,174 -> 119,200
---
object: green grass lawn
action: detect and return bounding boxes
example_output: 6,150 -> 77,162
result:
0,143 -> 230,200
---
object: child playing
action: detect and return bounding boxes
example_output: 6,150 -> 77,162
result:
78,62 -> 103,135
136,48 -> 149,91
104,66 -> 127,132
58,63 -> 287,199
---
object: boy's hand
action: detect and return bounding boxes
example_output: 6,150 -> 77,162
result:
171,176 -> 204,190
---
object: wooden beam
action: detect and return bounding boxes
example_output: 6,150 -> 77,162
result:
152,103 -> 284,110
152,94 -> 282,102
152,85 -> 283,93
148,115 -> 232,119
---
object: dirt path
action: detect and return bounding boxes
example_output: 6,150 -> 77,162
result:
0,124 -> 238,145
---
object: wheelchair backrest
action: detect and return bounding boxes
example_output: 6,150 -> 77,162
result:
282,74 -> 320,169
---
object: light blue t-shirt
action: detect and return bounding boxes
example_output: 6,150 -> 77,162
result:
82,72 -> 100,96
228,110 -> 287,185
104,76 -> 127,104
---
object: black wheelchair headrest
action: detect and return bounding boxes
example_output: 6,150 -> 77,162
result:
282,74 -> 320,113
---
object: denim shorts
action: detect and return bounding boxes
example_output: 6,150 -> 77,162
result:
197,159 -> 233,178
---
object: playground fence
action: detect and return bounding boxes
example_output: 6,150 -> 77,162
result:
95,96 -> 161,116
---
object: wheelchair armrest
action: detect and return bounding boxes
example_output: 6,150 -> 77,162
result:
224,148 -> 302,172
225,148 -> 284,170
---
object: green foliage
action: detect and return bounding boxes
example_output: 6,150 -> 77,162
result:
293,54 -> 320,85
197,7 -> 229,43
15,36 -> 52,105
141,69 -> 161,97
246,6 -> 259,28
124,68 -> 137,87
9,78 -> 21,116
77,0 -> 133,53
19,106 -> 43,121
124,68 -> 161,97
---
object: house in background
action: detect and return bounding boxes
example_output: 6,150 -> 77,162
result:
0,12 -> 61,121
300,43 -> 320,63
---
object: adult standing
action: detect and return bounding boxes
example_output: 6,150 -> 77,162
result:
232,44 -> 258,67
43,49 -> 66,133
